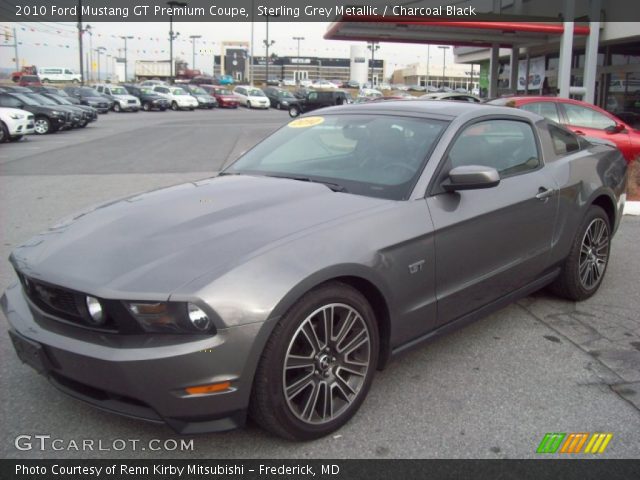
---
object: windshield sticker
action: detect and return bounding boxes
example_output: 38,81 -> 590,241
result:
288,116 -> 325,128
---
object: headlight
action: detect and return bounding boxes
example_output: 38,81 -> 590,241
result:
197,97 -> 205,103
85,296 -> 106,325
9,113 -> 25,119
51,110 -> 64,116
187,303 -> 211,331
125,301 -> 215,333
281,101 -> 289,106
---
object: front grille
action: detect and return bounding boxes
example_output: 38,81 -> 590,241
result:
99,103 -> 108,108
65,112 -> 72,122
127,99 -> 136,104
27,114 -> 34,120
16,273 -> 123,333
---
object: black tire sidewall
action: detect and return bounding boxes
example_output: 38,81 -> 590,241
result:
253,282 -> 379,440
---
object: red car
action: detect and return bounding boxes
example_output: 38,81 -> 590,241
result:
488,96 -> 640,164
18,75 -> 42,87
200,85 -> 238,108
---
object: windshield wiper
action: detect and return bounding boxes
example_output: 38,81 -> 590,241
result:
265,174 -> 348,193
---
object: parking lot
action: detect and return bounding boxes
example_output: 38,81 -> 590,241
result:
1,108 -> 639,459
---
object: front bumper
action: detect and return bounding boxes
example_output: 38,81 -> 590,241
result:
119,102 -> 140,111
1,282 -> 273,434
6,118 -> 34,137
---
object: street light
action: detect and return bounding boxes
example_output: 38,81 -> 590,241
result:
82,24 -> 92,82
263,16 -> 275,85
189,35 -> 201,71
94,46 -> 106,82
167,1 -> 187,83
292,36 -> 304,85
367,42 -> 380,87
438,45 -> 450,88
120,35 -> 133,82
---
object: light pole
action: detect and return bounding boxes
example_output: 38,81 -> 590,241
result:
263,16 -> 275,85
367,42 -> 379,87
426,44 -> 430,89
293,36 -> 304,85
167,1 -> 187,83
95,47 -> 106,82
105,54 -> 111,80
76,0 -> 84,85
438,45 -> 450,88
189,35 -> 201,71
120,35 -> 133,82
81,24 -> 92,82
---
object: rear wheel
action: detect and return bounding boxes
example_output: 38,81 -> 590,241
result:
250,282 -> 378,440
42,78 -> 50,84
550,205 -> 611,301
289,106 -> 300,117
34,116 -> 51,135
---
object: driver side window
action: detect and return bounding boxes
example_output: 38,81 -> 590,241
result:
448,119 -> 540,177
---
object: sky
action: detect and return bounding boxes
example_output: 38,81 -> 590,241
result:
0,21 -> 455,76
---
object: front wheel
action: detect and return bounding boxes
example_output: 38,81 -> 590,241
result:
171,101 -> 179,111
34,116 -> 51,135
250,282 -> 379,440
550,205 -> 611,301
247,101 -> 252,109
113,103 -> 121,112
0,122 -> 8,143
143,102 -> 151,111
289,106 -> 300,117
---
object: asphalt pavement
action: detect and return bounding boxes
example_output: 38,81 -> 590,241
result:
1,108 -> 639,459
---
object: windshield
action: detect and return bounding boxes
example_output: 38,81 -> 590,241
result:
110,87 -> 127,95
27,94 -> 57,106
190,87 -> 206,95
226,114 -> 448,200
11,93 -> 40,106
50,96 -> 71,105
140,88 -> 154,94
55,89 -> 70,97
78,88 -> 98,96
279,91 -> 295,98
170,89 -> 185,95
215,88 -> 232,95
248,89 -> 265,97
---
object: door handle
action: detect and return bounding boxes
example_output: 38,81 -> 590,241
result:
535,187 -> 555,200
574,130 -> 586,136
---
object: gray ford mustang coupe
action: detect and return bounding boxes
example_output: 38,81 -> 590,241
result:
2,101 -> 627,440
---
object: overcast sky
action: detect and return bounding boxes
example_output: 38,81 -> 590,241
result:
0,22 -> 455,75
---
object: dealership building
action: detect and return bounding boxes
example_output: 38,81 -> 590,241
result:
325,0 -> 640,119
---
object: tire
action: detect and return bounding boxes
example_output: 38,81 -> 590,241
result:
113,103 -> 121,112
79,120 -> 88,128
550,205 -> 611,301
34,116 -> 51,135
72,79 -> 79,84
247,101 -> 252,109
171,101 -> 179,111
289,106 -> 300,117
42,78 -> 50,84
276,102 -> 281,110
250,281 -> 379,440
0,122 -> 8,143
143,102 -> 151,111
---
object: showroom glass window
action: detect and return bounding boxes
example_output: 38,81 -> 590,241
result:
563,103 -> 616,130
448,120 -> 540,176
227,114 -> 448,200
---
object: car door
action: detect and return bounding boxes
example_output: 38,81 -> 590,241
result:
426,117 -> 558,325
559,101 -> 631,156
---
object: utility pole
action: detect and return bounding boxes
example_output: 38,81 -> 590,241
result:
120,36 -> 133,82
189,35 -> 201,70
293,36 -> 304,85
367,42 -> 379,87
426,44 -> 430,89
249,0 -> 255,85
77,0 -> 84,85
263,16 -> 275,85
167,1 -> 187,83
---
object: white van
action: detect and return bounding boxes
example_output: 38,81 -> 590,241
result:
38,67 -> 81,84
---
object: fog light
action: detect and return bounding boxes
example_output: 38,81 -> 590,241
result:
187,303 -> 211,331
185,381 -> 231,395
85,296 -> 105,325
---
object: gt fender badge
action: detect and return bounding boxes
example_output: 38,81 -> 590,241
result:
409,260 -> 425,274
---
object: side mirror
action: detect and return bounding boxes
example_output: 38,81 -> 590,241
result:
443,165 -> 500,191
605,124 -> 625,134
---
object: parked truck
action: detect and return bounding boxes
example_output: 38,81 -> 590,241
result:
134,60 -> 203,82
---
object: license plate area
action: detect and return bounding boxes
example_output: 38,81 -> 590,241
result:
9,330 -> 52,375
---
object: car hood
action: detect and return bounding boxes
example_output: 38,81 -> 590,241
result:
113,94 -> 139,102
10,175 -> 386,298
84,96 -> 108,103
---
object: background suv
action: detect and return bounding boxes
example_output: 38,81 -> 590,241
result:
93,84 -> 141,113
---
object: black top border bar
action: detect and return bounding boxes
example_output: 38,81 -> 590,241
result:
1,0 -> 639,22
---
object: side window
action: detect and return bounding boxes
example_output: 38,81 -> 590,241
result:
448,119 -> 540,176
104,88 -> 111,95
96,86 -> 103,93
65,69 -> 73,75
520,102 -> 561,124
563,103 -> 616,130
548,124 -> 581,155
308,92 -> 318,101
